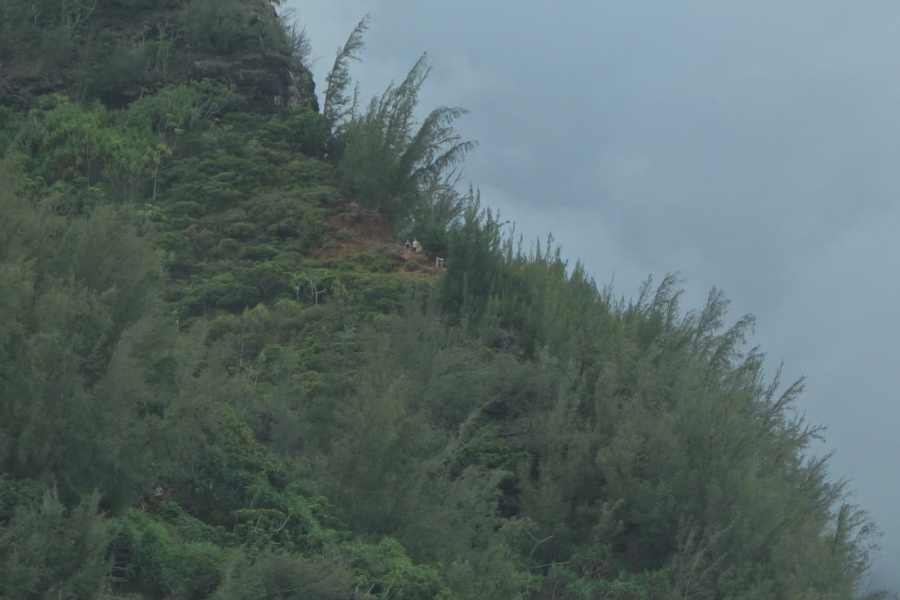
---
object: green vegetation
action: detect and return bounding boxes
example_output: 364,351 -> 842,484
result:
0,3 -> 888,599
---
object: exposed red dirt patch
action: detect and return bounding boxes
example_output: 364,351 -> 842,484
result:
311,205 -> 404,260
310,204 -> 445,276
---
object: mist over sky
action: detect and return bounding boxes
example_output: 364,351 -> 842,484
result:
287,1 -> 900,592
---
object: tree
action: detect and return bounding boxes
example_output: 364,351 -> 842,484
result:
0,155 -> 176,509
322,15 -> 369,143
338,54 -> 476,232
320,18 -> 475,233
0,489 -> 110,599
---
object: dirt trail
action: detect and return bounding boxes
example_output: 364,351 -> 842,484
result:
311,204 -> 442,275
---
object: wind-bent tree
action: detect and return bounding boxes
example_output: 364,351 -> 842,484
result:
321,17 -> 475,235
322,15 -> 369,145
338,54 -> 476,234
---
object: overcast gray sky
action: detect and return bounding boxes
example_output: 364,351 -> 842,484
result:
287,1 -> 900,592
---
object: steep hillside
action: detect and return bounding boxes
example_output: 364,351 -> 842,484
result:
0,3 -> 888,600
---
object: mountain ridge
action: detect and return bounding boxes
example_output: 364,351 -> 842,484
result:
0,2 -> 889,599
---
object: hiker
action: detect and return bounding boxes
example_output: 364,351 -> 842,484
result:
412,239 -> 420,253
405,240 -> 411,253
153,485 -> 163,501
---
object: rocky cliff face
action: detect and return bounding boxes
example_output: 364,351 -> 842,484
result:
0,62 -> 65,112
0,0 -> 319,115
0,54 -> 318,114
191,53 -> 318,114
312,204 -> 404,260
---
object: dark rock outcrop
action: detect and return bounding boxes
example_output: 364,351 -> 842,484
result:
191,53 -> 318,114
0,62 -> 66,112
0,0 -> 320,115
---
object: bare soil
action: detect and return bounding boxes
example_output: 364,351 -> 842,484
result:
311,205 -> 442,276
